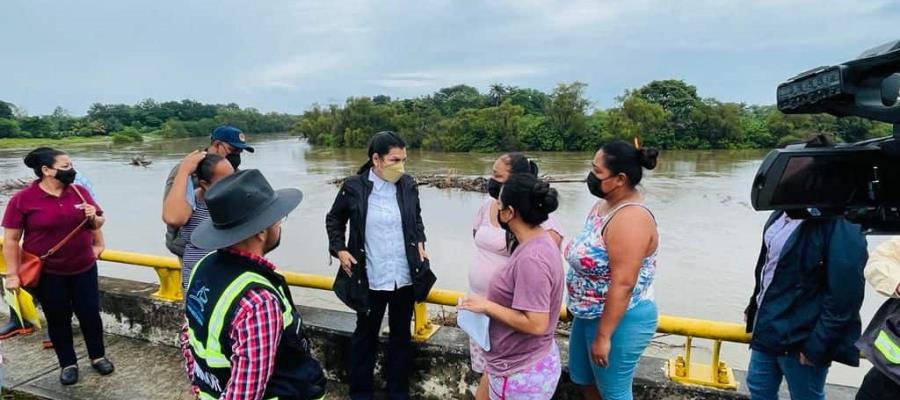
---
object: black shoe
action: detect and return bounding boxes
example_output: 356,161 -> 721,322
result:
91,358 -> 115,376
60,366 -> 79,385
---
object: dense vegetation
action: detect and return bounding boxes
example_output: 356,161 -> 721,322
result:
1,80 -> 891,150
293,80 -> 891,151
0,99 -> 297,142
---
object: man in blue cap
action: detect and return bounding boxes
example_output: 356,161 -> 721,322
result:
162,125 -> 254,259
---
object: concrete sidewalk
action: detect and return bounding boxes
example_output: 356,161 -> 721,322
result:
1,327 -> 860,400
2,329 -> 193,400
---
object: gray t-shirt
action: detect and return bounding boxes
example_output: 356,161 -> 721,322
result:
163,163 -> 200,256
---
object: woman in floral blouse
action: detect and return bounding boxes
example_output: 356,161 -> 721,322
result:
565,140 -> 660,400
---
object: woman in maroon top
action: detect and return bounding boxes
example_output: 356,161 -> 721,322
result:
2,147 -> 115,385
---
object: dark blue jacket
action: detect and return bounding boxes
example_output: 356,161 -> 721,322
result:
745,211 -> 868,366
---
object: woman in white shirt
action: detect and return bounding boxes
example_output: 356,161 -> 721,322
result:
326,131 -> 434,400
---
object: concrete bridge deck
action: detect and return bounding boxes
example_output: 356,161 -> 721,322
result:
0,277 -> 860,399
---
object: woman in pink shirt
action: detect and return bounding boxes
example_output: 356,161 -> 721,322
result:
462,172 -> 565,400
468,154 -> 563,387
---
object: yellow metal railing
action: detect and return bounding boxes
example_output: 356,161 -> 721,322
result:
0,245 -> 750,390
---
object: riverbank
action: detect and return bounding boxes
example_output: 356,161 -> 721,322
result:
0,136 -> 111,150
0,134 -> 182,150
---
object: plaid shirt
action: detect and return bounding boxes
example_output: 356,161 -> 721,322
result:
181,248 -> 285,400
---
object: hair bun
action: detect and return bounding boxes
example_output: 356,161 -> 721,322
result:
638,148 -> 659,170
24,154 -> 38,168
530,181 -> 559,214
24,147 -> 55,169
528,160 -> 539,176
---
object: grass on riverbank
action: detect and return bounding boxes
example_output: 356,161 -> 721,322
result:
0,136 -> 113,150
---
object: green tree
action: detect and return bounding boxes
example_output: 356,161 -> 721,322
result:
19,116 -> 53,138
0,118 -> 22,138
0,101 -> 13,119
390,98 -> 441,148
506,87 -> 549,115
606,95 -> 670,148
633,80 -> 700,119
688,100 -> 744,149
546,82 -> 590,150
487,84 -> 510,107
518,115 -> 562,151
431,85 -> 484,115
835,117 -> 879,142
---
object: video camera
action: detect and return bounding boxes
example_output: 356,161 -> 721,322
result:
751,39 -> 900,233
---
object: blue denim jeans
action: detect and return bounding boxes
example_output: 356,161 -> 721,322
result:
568,300 -> 658,400
747,350 -> 829,400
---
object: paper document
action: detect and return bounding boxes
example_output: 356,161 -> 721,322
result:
18,289 -> 41,329
457,309 -> 490,351
3,289 -> 23,328
3,288 -> 40,329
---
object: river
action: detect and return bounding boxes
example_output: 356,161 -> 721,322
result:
0,134 -> 887,387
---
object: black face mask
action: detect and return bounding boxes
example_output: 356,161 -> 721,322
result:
497,207 -> 513,232
54,168 -> 77,186
226,153 -> 242,170
586,172 -> 610,199
265,230 -> 282,254
487,178 -> 502,199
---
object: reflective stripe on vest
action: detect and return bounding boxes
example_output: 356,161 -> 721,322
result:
188,271 -> 295,368
874,329 -> 900,364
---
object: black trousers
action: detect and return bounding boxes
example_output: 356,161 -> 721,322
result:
349,286 -> 414,400
856,367 -> 900,400
37,264 -> 106,368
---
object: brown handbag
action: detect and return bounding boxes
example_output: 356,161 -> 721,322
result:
18,186 -> 90,288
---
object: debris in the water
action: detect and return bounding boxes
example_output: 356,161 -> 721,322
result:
129,155 -> 152,167
1,177 -> 31,194
1,177 -> 31,204
329,173 -> 583,193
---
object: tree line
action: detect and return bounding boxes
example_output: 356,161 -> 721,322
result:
293,80 -> 892,151
0,99 -> 297,144
1,79 -> 891,149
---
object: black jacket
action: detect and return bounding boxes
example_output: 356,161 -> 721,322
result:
325,170 -> 436,313
745,211 -> 868,367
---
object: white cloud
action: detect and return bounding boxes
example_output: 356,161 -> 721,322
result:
369,64 -> 549,89
501,0 -> 653,29
246,54 -> 344,90
285,0 -> 374,35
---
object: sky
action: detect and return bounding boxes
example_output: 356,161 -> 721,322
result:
3,0 -> 900,116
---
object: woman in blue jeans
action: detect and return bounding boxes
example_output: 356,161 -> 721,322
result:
744,136 -> 867,400
565,140 -> 660,400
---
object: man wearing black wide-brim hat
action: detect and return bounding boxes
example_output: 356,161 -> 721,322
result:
180,169 -> 326,400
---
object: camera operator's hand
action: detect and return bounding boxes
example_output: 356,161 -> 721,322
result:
865,238 -> 900,299
799,353 -> 814,367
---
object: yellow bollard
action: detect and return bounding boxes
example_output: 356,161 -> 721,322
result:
151,266 -> 183,301
98,249 -> 183,302
411,302 -> 439,342
666,336 -> 738,390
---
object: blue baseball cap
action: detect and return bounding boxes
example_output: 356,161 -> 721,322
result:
211,125 -> 254,153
